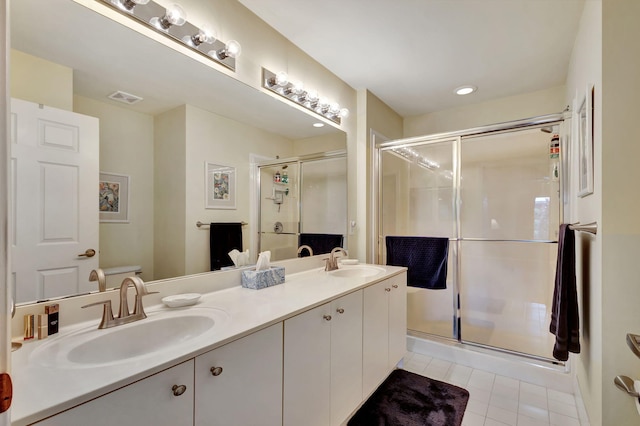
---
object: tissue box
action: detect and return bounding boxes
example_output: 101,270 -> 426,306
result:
241,267 -> 285,290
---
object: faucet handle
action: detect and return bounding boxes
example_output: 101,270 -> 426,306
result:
82,300 -> 115,329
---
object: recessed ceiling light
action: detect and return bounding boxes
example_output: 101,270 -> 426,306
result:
313,122 -> 325,128
454,85 -> 477,96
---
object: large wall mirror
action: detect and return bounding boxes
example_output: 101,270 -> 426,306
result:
10,0 -> 347,304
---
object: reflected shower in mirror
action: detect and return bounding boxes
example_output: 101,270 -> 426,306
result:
258,153 -> 347,261
10,0 -> 347,304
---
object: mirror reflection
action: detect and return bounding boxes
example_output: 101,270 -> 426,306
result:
10,0 -> 347,304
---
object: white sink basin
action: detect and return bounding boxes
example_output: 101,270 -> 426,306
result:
30,307 -> 229,368
329,265 -> 386,278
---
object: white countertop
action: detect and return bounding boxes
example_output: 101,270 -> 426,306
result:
11,264 -> 406,425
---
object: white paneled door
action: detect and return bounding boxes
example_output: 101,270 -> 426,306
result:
10,99 -> 99,303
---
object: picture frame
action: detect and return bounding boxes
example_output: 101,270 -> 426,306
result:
99,172 -> 130,222
577,84 -> 594,197
205,162 -> 236,209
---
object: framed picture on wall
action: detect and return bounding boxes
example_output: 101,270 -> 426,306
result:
205,162 -> 236,209
577,84 -> 594,197
99,172 -> 130,222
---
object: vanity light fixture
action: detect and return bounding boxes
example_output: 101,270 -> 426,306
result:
99,0 -> 241,71
455,85 -> 477,95
262,68 -> 349,125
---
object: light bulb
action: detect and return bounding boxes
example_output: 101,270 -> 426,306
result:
190,24 -> 216,46
339,108 -> 350,118
317,97 -> 330,113
292,81 -> 304,95
306,90 -> 318,102
151,3 -> 186,30
275,71 -> 289,87
116,0 -> 149,11
329,103 -> 341,115
213,40 -> 242,60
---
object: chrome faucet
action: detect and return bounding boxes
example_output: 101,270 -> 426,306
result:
297,245 -> 314,257
89,268 -> 107,292
325,247 -> 348,271
82,276 -> 158,329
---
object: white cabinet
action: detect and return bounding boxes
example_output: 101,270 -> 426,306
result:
362,272 -> 407,398
283,291 -> 363,426
194,323 -> 283,426
36,360 -> 194,425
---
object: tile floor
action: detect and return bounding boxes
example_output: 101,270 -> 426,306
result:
403,351 -> 590,426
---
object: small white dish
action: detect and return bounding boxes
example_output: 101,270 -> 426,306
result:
339,259 -> 359,265
162,293 -> 201,308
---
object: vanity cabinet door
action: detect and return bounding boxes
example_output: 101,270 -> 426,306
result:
283,302 -> 332,426
388,272 -> 408,369
35,360 -> 194,425
194,322 -> 283,426
362,279 -> 390,398
362,272 -> 407,398
330,291 -> 363,426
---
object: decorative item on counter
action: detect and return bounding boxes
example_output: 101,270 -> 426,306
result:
241,250 -> 285,289
228,249 -> 250,267
23,314 -> 34,341
281,170 -> 289,184
45,303 -> 59,335
37,314 -> 48,340
274,170 -> 281,183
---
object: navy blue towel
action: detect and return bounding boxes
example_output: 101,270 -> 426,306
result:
549,224 -> 580,361
210,223 -> 243,271
386,236 -> 449,289
299,233 -> 344,256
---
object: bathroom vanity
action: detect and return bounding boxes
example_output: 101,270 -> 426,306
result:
10,260 -> 407,426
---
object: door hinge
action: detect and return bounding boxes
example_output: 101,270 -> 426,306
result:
0,373 -> 12,413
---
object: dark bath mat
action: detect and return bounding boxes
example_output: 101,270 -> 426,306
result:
348,369 -> 469,426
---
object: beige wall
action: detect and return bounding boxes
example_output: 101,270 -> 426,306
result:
600,0 -> 640,425
293,132 -> 346,157
564,1 -> 603,424
359,90 -> 404,261
10,49 -> 73,111
403,86 -> 566,137
153,106 -> 187,280
74,96 -> 155,281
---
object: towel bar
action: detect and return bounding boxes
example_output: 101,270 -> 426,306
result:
196,221 -> 248,228
568,222 -> 597,235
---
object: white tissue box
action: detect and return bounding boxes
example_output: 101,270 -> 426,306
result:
241,266 -> 285,290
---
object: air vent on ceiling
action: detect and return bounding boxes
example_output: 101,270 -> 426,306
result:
108,90 -> 143,105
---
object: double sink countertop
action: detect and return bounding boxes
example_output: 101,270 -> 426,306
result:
10,262 -> 406,425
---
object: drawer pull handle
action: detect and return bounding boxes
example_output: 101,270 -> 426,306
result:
323,314 -> 332,321
336,308 -> 345,314
210,366 -> 224,376
385,288 -> 391,292
172,384 -> 187,396
392,284 -> 398,289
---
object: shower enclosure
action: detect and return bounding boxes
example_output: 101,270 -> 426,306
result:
375,115 -> 566,361
257,152 -> 347,261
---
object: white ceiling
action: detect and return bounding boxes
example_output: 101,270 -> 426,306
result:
238,0 -> 585,117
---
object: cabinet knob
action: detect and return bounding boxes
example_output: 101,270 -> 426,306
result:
323,314 -> 332,321
336,308 -> 345,314
210,366 -> 224,376
172,384 -> 187,396
385,288 -> 391,292
392,284 -> 398,289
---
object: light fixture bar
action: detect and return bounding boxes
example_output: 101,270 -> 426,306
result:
97,0 -> 238,71
261,68 -> 348,126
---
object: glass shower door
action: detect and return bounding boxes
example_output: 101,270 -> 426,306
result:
380,139 -> 457,340
458,128 -> 560,358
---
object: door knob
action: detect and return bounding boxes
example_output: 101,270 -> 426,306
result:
78,249 -> 96,258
